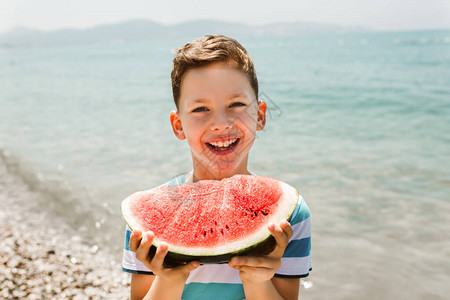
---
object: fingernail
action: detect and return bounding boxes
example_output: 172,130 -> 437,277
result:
161,242 -> 170,252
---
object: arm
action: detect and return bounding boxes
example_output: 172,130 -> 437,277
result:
236,277 -> 299,300
130,274 -> 154,300
229,221 -> 299,300
272,277 -> 300,300
129,230 -> 200,300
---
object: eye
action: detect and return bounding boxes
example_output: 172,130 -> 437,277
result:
229,102 -> 246,108
192,106 -> 208,113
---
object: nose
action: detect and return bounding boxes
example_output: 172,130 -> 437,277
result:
210,110 -> 232,132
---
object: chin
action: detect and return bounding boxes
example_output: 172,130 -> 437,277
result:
193,150 -> 248,177
210,159 -> 245,174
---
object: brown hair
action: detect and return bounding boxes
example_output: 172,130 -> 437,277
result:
171,35 -> 258,109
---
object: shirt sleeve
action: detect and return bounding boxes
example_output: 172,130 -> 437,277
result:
122,225 -> 154,275
275,194 -> 312,278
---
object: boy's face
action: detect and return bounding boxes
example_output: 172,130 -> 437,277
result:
170,61 -> 266,180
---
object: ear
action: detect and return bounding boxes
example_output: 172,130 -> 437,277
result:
256,100 -> 267,131
170,110 -> 186,140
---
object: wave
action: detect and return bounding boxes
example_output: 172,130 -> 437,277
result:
0,147 -> 121,254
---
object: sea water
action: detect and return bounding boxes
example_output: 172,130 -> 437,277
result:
1,30 -> 449,299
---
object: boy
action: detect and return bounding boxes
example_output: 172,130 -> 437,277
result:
122,35 -> 312,300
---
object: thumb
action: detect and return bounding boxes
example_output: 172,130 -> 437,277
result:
180,261 -> 200,273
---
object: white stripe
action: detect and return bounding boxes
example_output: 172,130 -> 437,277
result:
290,217 -> 311,241
186,264 -> 241,284
122,249 -> 152,273
278,255 -> 312,276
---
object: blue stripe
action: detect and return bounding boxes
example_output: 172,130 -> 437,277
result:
283,237 -> 311,258
124,229 -> 132,251
182,282 -> 244,300
288,200 -> 311,226
122,267 -> 154,275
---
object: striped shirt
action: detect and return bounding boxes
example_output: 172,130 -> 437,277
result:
122,174 -> 312,299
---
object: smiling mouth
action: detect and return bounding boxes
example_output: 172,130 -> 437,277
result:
206,138 -> 239,154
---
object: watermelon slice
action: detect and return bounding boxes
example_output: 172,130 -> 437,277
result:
121,175 -> 298,266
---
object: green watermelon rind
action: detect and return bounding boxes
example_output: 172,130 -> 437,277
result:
162,234 -> 277,267
121,178 -> 299,266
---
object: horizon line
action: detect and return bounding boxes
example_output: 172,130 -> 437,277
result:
2,18 -> 450,36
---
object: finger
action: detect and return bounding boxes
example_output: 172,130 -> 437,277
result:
279,220 -> 293,240
178,260 -> 201,273
129,230 -> 142,252
236,265 -> 275,278
268,223 -> 291,256
135,231 -> 155,262
150,242 -> 169,270
229,256 -> 281,270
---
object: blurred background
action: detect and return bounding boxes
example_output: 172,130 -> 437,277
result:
1,1 -> 449,299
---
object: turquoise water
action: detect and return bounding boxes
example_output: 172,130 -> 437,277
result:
1,30 -> 450,299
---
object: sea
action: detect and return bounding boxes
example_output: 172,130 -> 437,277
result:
1,29 -> 449,299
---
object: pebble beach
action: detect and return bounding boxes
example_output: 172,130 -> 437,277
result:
0,162 -> 131,299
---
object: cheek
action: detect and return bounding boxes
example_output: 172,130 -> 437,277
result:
236,112 -> 258,132
183,123 -> 204,147
185,132 -> 201,146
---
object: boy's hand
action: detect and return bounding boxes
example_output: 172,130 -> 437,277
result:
228,220 -> 293,284
129,230 -> 200,283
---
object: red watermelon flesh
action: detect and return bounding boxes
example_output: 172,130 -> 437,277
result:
122,175 -> 298,264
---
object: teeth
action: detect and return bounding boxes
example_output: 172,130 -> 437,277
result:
208,139 -> 237,148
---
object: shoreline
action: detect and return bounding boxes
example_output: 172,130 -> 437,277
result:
0,162 -> 130,299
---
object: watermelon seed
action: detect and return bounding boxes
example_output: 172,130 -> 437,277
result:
248,208 -> 259,218
261,210 -> 268,215
203,231 -> 207,237
220,229 -> 224,235
225,225 -> 230,230
210,228 -> 214,234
